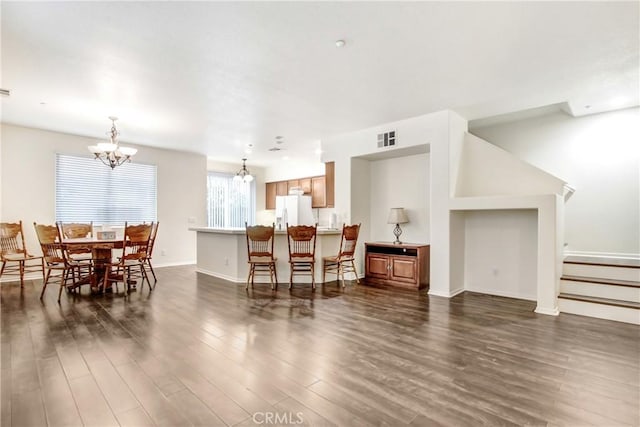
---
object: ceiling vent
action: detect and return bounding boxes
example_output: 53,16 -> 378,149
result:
377,130 -> 396,148
268,147 -> 282,152
0,89 -> 10,97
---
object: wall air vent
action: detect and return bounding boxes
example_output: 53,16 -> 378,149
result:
377,130 -> 396,148
0,89 -> 10,97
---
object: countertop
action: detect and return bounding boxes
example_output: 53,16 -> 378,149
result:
189,226 -> 342,235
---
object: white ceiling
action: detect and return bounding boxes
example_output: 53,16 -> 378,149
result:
2,1 -> 638,166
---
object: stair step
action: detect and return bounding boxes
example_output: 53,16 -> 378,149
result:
558,294 -> 640,325
564,256 -> 640,268
558,293 -> 640,309
562,263 -> 640,282
560,277 -> 640,303
560,275 -> 640,288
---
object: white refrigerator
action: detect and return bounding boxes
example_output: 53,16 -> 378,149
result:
275,195 -> 314,229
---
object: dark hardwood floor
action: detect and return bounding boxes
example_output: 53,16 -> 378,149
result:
2,265 -> 639,426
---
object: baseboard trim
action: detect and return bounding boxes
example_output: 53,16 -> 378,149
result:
535,306 -> 560,316
154,261 -> 196,268
428,287 -> 464,298
464,286 -> 537,302
195,268 -> 243,283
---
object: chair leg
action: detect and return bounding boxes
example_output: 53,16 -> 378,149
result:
40,259 -> 46,282
148,260 -> 157,284
289,264 -> 293,290
0,261 -> 5,277
103,266 -> 110,294
351,260 -> 360,284
322,261 -> 326,284
311,263 -> 316,291
339,263 -> 345,288
57,272 -> 65,303
40,269 -> 52,299
19,260 -> 25,287
124,266 -> 130,296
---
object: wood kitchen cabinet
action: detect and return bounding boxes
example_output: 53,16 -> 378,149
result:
365,242 -> 429,289
264,162 -> 335,209
287,179 -> 300,193
325,161 -> 335,208
311,176 -> 326,208
299,178 -> 312,194
276,181 -> 288,196
265,182 -> 277,210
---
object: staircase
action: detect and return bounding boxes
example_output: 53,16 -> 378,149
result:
558,256 -> 640,324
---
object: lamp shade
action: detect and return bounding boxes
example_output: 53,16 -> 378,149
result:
387,208 -> 409,224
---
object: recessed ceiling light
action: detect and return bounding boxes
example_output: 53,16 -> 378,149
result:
335,39 -> 346,48
275,136 -> 283,140
584,105 -> 591,109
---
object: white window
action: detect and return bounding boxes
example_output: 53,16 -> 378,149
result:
55,154 -> 157,225
207,172 -> 255,228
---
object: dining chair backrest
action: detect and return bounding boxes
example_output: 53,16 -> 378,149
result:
287,224 -> 317,260
33,223 -> 67,266
59,222 -> 93,239
337,223 -> 360,260
122,222 -> 153,262
0,221 -> 30,259
246,223 -> 275,260
148,222 -> 159,258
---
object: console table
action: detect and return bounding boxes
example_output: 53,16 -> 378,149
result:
365,242 -> 430,289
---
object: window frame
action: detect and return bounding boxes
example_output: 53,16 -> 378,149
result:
55,153 -> 158,226
206,171 -> 256,229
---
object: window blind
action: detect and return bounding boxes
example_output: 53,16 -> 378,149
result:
207,172 -> 255,228
56,154 -> 157,225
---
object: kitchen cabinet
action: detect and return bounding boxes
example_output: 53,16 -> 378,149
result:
364,242 -> 429,289
311,176 -> 326,208
299,178 -> 312,194
265,182 -> 277,210
276,181 -> 288,196
264,163 -> 334,209
325,161 -> 335,208
287,179 -> 300,193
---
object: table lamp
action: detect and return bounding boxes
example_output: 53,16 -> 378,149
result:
387,208 -> 409,244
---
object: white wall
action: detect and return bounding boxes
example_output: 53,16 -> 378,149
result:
471,108 -> 640,257
368,153 -> 430,244
262,159 -> 325,182
1,124 -> 207,267
456,133 -> 566,197
464,210 -> 538,300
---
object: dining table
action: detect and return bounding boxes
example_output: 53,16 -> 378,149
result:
62,237 -> 126,293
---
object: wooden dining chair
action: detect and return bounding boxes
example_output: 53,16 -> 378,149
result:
322,223 -> 361,287
144,221 -> 159,285
58,222 -> 93,263
245,223 -> 278,290
103,222 -> 153,295
286,224 -> 317,290
0,221 -> 45,287
34,222 -> 92,302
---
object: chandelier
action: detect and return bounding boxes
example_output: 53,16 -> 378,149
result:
88,116 -> 137,169
233,158 -> 254,183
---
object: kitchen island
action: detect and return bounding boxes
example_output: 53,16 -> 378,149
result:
190,227 -> 344,285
